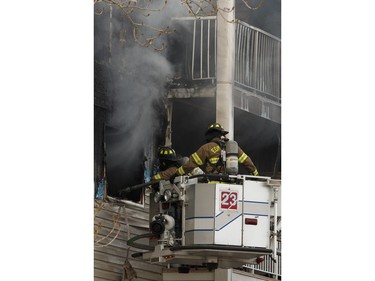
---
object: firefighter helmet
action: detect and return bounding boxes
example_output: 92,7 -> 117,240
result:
158,146 -> 179,162
205,123 -> 229,136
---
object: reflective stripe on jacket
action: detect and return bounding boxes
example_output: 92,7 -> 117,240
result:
177,138 -> 258,176
152,166 -> 178,181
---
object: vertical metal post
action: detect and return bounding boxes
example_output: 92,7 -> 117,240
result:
181,192 -> 186,246
216,0 -> 235,140
200,20 -> 203,78
214,19 -> 217,76
192,20 -> 196,79
165,101 -> 173,146
109,4 -> 112,64
207,20 -> 211,77
272,186 -> 279,279
253,30 -> 258,90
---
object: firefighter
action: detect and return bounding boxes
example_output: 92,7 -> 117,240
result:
171,123 -> 259,180
152,146 -> 182,181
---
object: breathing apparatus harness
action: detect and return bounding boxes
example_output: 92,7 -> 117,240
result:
210,138 -> 227,174
203,123 -> 239,176
210,137 -> 239,175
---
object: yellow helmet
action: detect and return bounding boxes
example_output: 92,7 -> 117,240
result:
158,146 -> 179,162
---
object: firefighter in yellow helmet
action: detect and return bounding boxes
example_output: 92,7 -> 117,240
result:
152,146 -> 183,181
172,123 -> 259,179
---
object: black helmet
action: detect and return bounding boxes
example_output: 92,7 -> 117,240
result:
158,146 -> 179,162
204,123 -> 228,142
205,123 -> 229,135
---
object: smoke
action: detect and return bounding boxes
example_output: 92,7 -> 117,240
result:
97,1 -> 190,190
94,0 -> 281,190
106,45 -> 172,168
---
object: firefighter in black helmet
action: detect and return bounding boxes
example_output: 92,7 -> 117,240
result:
152,146 -> 184,181
172,123 -> 259,178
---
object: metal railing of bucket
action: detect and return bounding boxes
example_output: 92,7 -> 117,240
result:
243,240 -> 281,279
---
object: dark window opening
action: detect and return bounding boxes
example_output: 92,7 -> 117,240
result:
234,108 -> 281,178
104,126 -> 145,202
171,97 -> 216,157
171,97 -> 281,178
102,98 -> 167,203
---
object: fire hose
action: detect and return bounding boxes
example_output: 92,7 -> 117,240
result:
126,233 -> 155,251
119,179 -> 161,196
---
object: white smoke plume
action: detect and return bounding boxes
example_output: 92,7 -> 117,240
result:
99,1 -> 190,190
106,45 -> 173,168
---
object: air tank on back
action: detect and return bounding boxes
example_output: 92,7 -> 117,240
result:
225,140 -> 238,175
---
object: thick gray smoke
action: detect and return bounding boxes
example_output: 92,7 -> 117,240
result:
99,1 -> 190,191
106,45 -> 172,168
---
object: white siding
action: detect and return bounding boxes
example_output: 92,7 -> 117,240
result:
94,197 -> 163,281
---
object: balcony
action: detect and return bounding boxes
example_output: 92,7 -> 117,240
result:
168,17 -> 281,124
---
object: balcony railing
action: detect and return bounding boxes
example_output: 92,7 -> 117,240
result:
235,21 -> 281,103
173,17 -> 281,103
